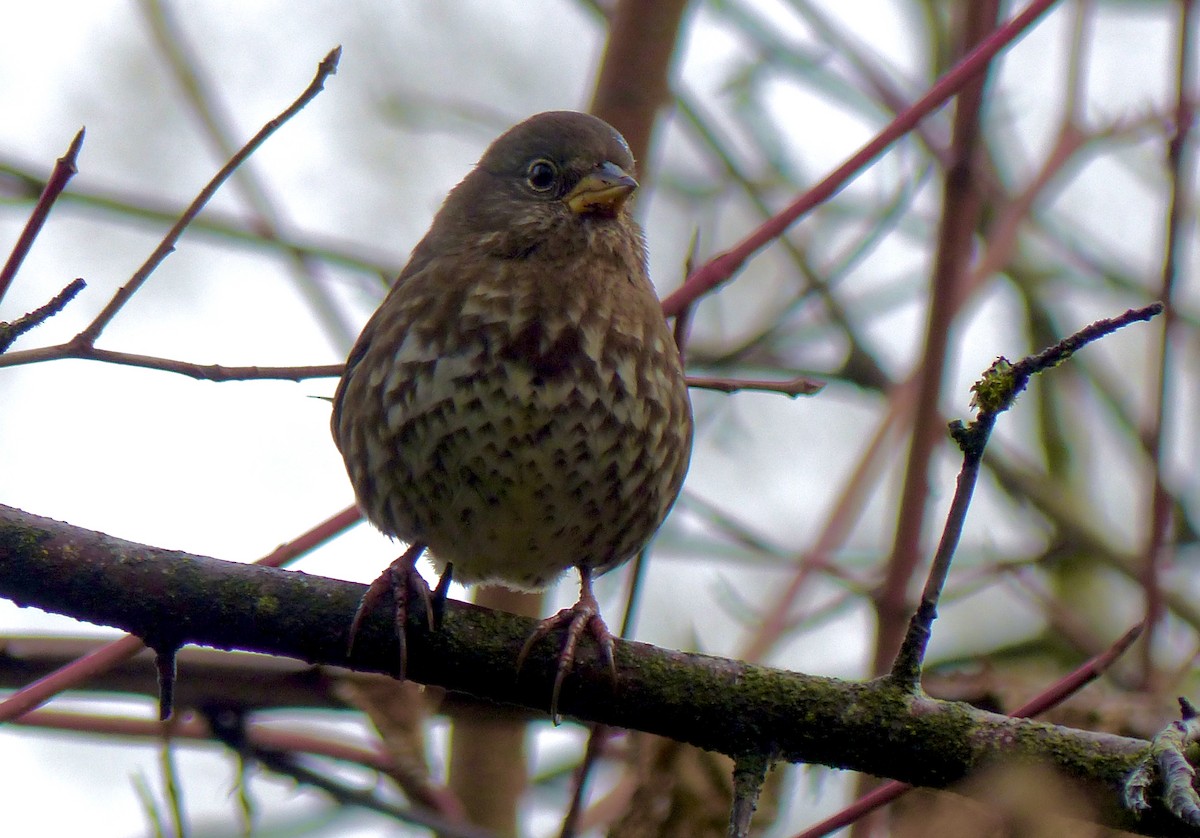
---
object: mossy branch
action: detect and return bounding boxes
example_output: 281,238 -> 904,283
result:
0,502 -> 1194,837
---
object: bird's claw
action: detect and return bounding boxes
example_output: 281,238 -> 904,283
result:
518,588 -> 617,725
346,543 -> 432,680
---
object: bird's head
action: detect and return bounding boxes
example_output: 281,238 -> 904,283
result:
430,111 -> 642,259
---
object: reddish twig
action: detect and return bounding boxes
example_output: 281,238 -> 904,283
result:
1013,621 -> 1145,718
1138,0 -> 1197,686
0,128 -> 84,303
14,707 -> 395,771
0,635 -> 148,725
873,2 -> 1002,682
256,504 -> 362,568
659,0 -> 1063,318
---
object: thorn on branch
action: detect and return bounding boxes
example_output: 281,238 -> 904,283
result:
153,643 -> 180,721
729,752 -> 772,838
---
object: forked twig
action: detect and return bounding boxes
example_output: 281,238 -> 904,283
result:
889,303 -> 1164,689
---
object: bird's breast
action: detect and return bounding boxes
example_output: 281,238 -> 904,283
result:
337,254 -> 691,590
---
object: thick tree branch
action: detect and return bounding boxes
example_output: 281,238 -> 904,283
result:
0,503 -> 1193,836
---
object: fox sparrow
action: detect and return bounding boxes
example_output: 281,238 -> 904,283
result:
332,110 -> 693,719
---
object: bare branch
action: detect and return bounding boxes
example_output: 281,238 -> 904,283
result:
75,47 -> 342,346
686,374 -> 824,397
890,303 -> 1164,687
0,128 -> 84,303
0,502 -> 1192,837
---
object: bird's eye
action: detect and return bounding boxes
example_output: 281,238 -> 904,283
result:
525,159 -> 558,193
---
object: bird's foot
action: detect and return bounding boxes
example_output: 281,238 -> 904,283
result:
347,543 -> 439,680
518,572 -> 616,724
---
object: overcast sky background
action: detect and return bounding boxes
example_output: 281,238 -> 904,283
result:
0,2 -> 1193,836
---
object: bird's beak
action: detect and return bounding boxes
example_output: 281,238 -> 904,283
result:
565,161 -> 638,216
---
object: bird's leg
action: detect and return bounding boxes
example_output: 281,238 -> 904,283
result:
347,542 -> 435,680
518,566 -> 617,724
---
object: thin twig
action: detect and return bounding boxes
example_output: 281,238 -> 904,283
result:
686,374 -> 824,397
872,2 -> 1002,691
0,278 -> 86,354
889,303 -> 1164,688
0,634 -> 147,724
558,725 -> 613,838
158,732 -> 186,838
15,708 -> 396,771
139,1 -> 357,346
0,341 -> 342,380
0,128 -> 84,302
1013,621 -> 1145,718
1138,0 -> 1196,686
73,47 -> 341,347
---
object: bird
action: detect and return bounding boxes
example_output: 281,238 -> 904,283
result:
332,110 -> 693,721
